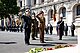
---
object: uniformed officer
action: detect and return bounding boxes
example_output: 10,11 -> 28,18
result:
31,13 -> 37,40
57,17 -> 64,40
36,11 -> 45,43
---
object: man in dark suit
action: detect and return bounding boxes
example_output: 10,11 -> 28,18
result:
71,22 -> 75,36
57,17 -> 64,40
21,10 -> 32,45
50,24 -> 53,35
64,23 -> 68,36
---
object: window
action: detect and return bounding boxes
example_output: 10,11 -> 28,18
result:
76,5 -> 80,16
62,7 -> 66,17
34,0 -> 36,5
51,10 -> 53,18
20,1 -> 22,7
41,0 -> 44,3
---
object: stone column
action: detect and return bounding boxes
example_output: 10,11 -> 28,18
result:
31,0 -> 34,7
78,28 -> 80,52
36,0 -> 40,7
26,0 -> 31,8
44,0 -> 48,4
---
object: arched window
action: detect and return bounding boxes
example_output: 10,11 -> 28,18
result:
41,0 -> 44,3
48,9 -> 53,22
34,0 -> 36,5
76,5 -> 80,16
20,1 -> 22,7
62,7 -> 66,17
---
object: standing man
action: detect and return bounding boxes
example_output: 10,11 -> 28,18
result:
31,13 -> 37,40
21,10 -> 32,45
36,11 -> 45,43
71,22 -> 75,36
57,17 -> 64,40
64,23 -> 68,36
50,24 -> 53,35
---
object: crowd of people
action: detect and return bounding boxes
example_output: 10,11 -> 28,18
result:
21,9 -> 75,45
0,9 -> 76,45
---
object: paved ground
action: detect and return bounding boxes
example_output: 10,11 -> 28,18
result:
0,31 -> 77,53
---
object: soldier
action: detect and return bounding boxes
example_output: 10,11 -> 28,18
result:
21,10 -> 32,45
34,17 -> 38,38
36,11 -> 45,43
57,17 -> 64,40
71,22 -> 75,36
31,13 -> 37,40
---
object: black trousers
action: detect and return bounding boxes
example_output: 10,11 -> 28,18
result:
50,30 -> 52,35
71,30 -> 74,36
65,31 -> 67,36
59,30 -> 63,40
32,28 -> 36,39
24,28 -> 31,43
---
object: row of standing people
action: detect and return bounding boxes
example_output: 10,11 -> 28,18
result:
21,10 -> 45,45
6,20 -> 23,32
56,17 -> 75,40
21,9 -> 75,45
45,22 -> 75,38
45,24 -> 53,35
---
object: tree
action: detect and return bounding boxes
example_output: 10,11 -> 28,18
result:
0,0 -> 20,18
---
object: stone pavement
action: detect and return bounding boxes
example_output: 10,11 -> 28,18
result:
0,31 -> 77,53
30,34 -> 77,46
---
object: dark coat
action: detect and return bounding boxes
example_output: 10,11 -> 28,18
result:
64,25 -> 68,31
50,25 -> 53,31
21,15 -> 32,31
71,24 -> 75,31
57,20 -> 64,35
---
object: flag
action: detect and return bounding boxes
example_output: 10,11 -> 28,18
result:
53,5 -> 56,22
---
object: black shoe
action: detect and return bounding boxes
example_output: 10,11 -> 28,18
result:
40,41 -> 46,43
27,42 -> 30,45
59,39 -> 62,40
25,42 -> 30,45
36,36 -> 38,38
32,38 -> 36,40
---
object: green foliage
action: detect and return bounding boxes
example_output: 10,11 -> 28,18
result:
0,0 -> 20,17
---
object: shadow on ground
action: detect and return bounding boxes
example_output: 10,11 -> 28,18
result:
29,42 -> 67,46
46,42 -> 67,44
29,43 -> 55,46
63,39 -> 77,41
0,42 -> 17,44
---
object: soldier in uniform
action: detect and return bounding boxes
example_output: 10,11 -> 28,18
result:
21,9 -> 32,45
57,17 -> 64,40
31,13 -> 37,40
36,11 -> 45,43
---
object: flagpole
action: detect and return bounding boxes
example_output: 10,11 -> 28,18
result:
53,4 -> 56,22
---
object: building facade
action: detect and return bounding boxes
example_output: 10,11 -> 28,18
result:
18,0 -> 80,35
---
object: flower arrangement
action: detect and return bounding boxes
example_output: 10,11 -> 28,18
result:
28,45 -> 76,53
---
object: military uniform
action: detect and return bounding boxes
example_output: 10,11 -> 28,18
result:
32,19 -> 37,40
36,15 -> 45,43
57,19 -> 64,40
